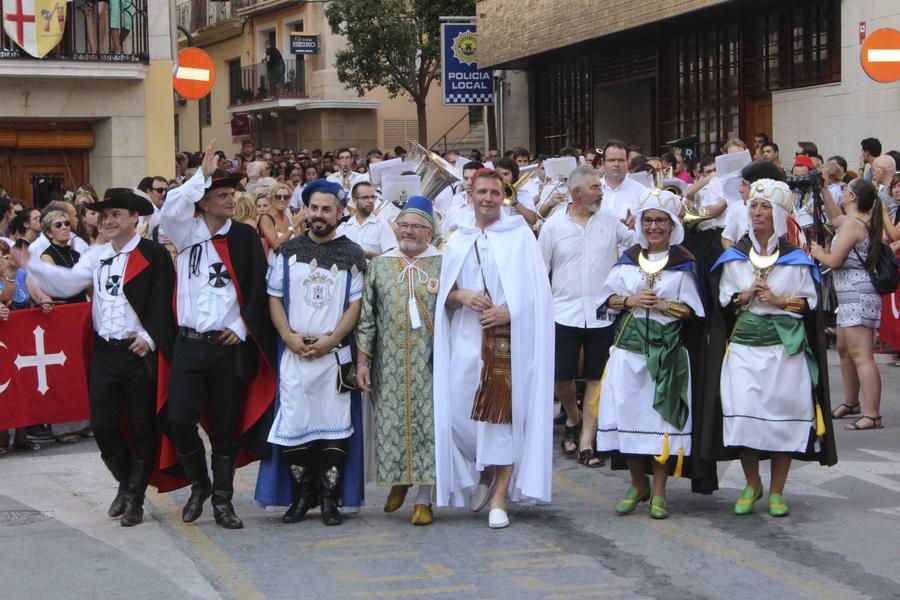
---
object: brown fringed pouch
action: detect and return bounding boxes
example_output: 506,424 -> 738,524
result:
471,323 -> 513,424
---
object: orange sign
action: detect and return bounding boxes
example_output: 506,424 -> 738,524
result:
174,47 -> 215,100
861,28 -> 900,83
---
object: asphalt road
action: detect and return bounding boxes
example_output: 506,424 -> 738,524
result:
2,350 -> 900,600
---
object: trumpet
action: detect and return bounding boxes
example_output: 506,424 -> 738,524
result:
681,199 -> 715,229
503,171 -> 535,206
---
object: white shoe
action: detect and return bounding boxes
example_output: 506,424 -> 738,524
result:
341,506 -> 360,515
469,481 -> 494,512
488,508 -> 509,529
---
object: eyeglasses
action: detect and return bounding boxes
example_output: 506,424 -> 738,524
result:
354,195 -> 377,201
641,217 -> 670,227
396,222 -> 431,231
152,187 -> 167,194
274,194 -> 291,200
52,220 -> 71,229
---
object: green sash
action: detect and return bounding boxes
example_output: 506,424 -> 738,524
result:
614,313 -> 690,430
730,312 -> 819,386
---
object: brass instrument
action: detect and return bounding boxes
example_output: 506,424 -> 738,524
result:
406,139 -> 431,177
503,171 -> 535,206
681,197 -> 714,230
419,150 -> 460,201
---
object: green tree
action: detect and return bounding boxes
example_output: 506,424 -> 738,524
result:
326,0 -> 475,146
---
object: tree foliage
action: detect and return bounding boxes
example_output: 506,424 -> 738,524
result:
326,0 -> 475,143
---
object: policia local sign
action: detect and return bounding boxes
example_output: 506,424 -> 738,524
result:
441,23 -> 493,105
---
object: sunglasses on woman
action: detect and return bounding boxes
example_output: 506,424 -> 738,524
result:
274,194 -> 291,200
52,220 -> 71,229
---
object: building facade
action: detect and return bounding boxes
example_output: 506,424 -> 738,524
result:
478,0 -> 900,164
174,0 -> 470,156
0,0 -> 175,205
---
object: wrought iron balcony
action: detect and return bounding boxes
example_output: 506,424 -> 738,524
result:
234,0 -> 300,18
176,0 -> 236,35
229,58 -> 307,106
0,0 -> 148,63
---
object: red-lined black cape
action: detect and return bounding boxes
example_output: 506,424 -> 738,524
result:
153,221 -> 277,491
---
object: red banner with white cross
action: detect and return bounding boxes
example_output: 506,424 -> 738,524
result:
0,302 -> 92,430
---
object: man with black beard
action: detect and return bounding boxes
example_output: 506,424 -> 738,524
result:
255,179 -> 367,526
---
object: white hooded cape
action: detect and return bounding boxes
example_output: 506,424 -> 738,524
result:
433,214 -> 554,507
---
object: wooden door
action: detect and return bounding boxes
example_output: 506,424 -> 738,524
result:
0,149 -> 89,206
743,94 -> 773,148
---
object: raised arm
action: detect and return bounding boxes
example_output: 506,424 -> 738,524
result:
160,138 -> 218,250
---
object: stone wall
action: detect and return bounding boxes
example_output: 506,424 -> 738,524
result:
476,0 -> 727,67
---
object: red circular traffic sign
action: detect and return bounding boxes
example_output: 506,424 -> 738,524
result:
174,48 -> 216,100
861,28 -> 900,83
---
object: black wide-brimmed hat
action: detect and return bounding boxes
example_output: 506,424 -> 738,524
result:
86,188 -> 155,216
206,169 -> 242,192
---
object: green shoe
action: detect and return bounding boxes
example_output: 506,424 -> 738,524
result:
649,496 -> 668,519
734,486 -> 763,515
615,486 -> 650,515
768,492 -> 790,517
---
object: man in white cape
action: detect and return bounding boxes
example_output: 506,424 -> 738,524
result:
433,168 -> 554,529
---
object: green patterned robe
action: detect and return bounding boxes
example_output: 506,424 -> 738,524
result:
356,253 -> 442,486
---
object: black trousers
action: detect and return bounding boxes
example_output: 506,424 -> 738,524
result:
166,336 -> 255,457
89,337 -> 158,463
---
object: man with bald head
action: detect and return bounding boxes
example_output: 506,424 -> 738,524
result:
873,154 -> 898,220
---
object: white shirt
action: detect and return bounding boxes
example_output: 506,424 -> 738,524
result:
538,207 -> 634,328
29,231 -> 90,256
326,171 -> 370,197
442,203 -> 474,234
160,169 -> 247,340
694,178 -> 728,231
336,213 -> 397,257
26,234 -> 155,348
289,185 -> 304,211
722,201 -> 748,242
600,176 -> 648,220
137,204 -> 162,239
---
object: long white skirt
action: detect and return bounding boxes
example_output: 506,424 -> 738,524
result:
268,350 -> 353,446
721,343 -> 814,453
595,346 -> 692,457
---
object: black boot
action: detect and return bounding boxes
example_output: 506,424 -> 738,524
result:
211,455 -> 243,529
319,444 -> 346,526
121,459 -> 154,527
282,446 -> 317,524
102,449 -> 131,518
179,448 -> 211,523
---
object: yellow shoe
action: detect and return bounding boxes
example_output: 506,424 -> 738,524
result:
384,485 -> 411,513
411,504 -> 433,526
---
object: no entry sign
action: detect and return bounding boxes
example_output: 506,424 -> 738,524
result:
174,47 -> 215,100
861,28 -> 900,83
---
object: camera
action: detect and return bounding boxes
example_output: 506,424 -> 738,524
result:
786,169 -> 823,192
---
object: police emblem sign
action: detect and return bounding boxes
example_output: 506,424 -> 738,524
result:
441,23 -> 493,106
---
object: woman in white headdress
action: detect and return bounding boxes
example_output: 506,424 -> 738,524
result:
594,189 -> 716,520
705,179 -> 836,518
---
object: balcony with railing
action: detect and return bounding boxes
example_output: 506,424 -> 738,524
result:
0,0 -> 149,64
234,0 -> 300,18
176,0 -> 237,35
229,58 -> 307,107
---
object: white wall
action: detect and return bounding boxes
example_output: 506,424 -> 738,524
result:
773,0 -> 900,168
